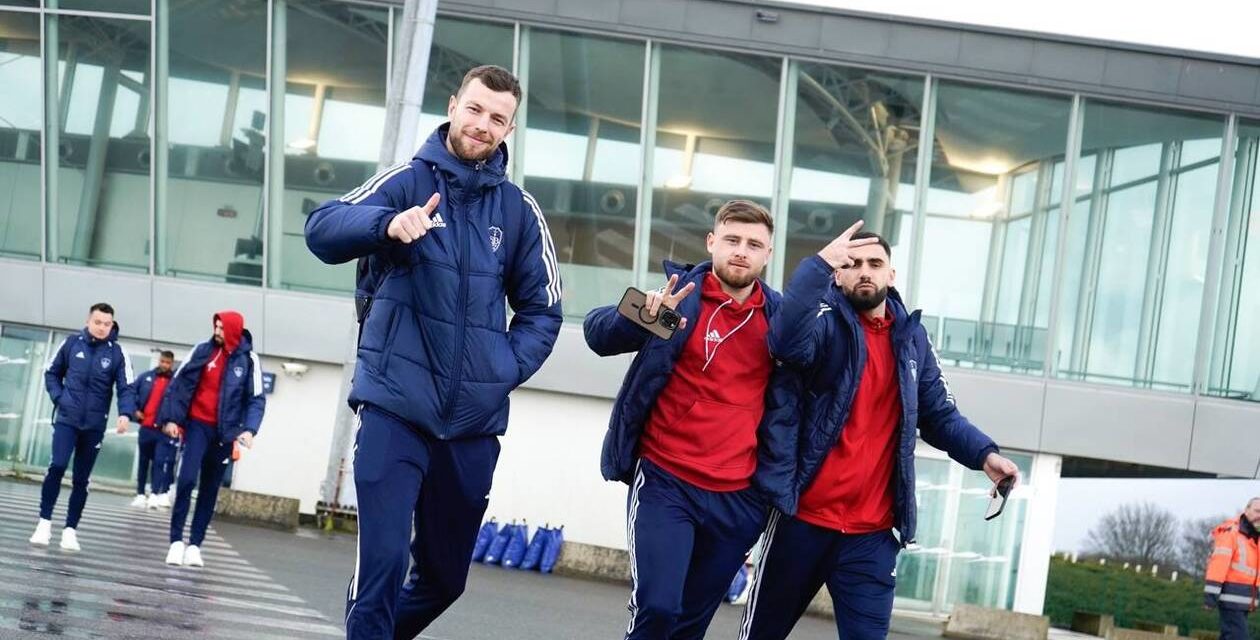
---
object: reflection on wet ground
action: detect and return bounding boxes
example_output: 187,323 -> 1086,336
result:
0,481 -> 341,639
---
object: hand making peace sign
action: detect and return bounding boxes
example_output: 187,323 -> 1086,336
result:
644,274 -> 696,332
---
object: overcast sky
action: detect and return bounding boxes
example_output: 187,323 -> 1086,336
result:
1053,478 -> 1260,554
789,1 -> 1260,60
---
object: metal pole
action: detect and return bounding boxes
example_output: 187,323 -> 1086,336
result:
321,0 -> 437,512
378,0 -> 436,167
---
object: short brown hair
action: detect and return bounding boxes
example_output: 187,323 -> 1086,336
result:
457,65 -> 522,104
714,200 -> 773,234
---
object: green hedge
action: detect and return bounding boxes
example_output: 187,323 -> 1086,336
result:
1044,556 -> 1260,636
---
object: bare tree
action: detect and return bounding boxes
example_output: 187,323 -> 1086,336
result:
1084,502 -> 1180,568
1178,513 -> 1233,577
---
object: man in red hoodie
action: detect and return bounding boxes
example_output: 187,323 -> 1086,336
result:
156,312 -> 265,568
128,349 -> 177,510
584,200 -> 794,639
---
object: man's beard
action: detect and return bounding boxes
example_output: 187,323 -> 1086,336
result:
845,284 -> 888,312
714,262 -> 759,290
449,129 -> 498,162
212,335 -> 224,346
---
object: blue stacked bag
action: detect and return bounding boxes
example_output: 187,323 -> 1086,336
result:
725,564 -> 749,603
502,521 -> 529,568
472,518 -> 499,563
483,519 -> 516,565
539,525 -> 564,574
520,524 -> 551,571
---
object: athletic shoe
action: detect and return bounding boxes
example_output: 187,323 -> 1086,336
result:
156,493 -> 171,509
129,494 -> 148,508
183,545 -> 204,568
29,519 -> 52,546
165,541 -> 185,566
59,528 -> 80,552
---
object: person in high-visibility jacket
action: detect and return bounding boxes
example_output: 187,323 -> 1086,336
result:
1205,498 -> 1260,640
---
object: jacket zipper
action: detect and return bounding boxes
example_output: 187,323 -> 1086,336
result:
441,162 -> 482,431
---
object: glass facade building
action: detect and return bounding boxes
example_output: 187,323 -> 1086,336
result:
3,3 -> 1255,398
0,0 -> 1257,617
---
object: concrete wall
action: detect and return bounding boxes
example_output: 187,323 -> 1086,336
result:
229,357 -> 343,515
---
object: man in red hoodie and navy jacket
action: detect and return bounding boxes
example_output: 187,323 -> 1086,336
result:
156,312 -> 265,568
128,349 -> 177,510
584,200 -> 798,639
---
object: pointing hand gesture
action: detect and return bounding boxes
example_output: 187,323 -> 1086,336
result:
387,193 -> 442,244
644,274 -> 695,332
818,220 -> 880,270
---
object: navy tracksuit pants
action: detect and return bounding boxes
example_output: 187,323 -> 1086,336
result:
169,420 -> 233,546
624,458 -> 766,640
345,404 -> 499,640
136,426 -> 177,495
738,511 -> 900,640
1219,608 -> 1250,640
39,422 -> 105,529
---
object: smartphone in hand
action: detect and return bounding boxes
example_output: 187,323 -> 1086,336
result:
984,476 -> 1016,521
617,287 -> 683,340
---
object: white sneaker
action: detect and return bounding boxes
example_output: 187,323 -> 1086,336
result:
59,528 -> 80,552
29,519 -> 52,546
165,541 -> 185,566
129,494 -> 148,508
146,494 -> 160,510
183,545 -> 204,568
156,493 -> 171,509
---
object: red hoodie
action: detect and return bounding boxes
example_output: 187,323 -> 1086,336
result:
640,273 -> 772,492
796,310 -> 901,534
188,311 -> 244,427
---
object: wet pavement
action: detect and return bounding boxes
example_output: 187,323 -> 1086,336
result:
0,479 -> 942,639
0,480 -> 341,639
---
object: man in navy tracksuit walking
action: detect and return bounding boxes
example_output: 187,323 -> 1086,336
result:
157,311 -> 265,568
30,302 -> 136,552
128,349 -> 177,510
584,200 -> 797,640
737,223 -> 1020,640
305,65 -> 563,640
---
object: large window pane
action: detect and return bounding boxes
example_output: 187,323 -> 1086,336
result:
917,82 -> 1071,374
273,0 -> 388,293
1056,102 -> 1222,390
1208,122 -> 1260,401
0,12 -> 42,260
646,45 -> 779,277
894,457 -> 950,609
46,13 -> 152,272
942,453 -> 1033,611
417,17 -> 515,135
523,29 -> 643,320
159,0 -> 267,286
0,326 -> 50,468
784,64 -> 921,279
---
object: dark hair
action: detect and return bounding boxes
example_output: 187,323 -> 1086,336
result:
457,65 -> 522,105
715,199 -> 774,234
160,350 -> 175,360
852,230 -> 891,260
89,302 -> 114,316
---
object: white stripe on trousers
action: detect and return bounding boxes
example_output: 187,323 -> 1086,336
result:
737,509 -> 783,640
348,406 -> 364,604
624,461 -> 647,636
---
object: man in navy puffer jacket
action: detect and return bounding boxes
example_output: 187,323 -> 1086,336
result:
738,224 -> 1020,640
30,302 -> 136,552
305,65 -> 562,640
